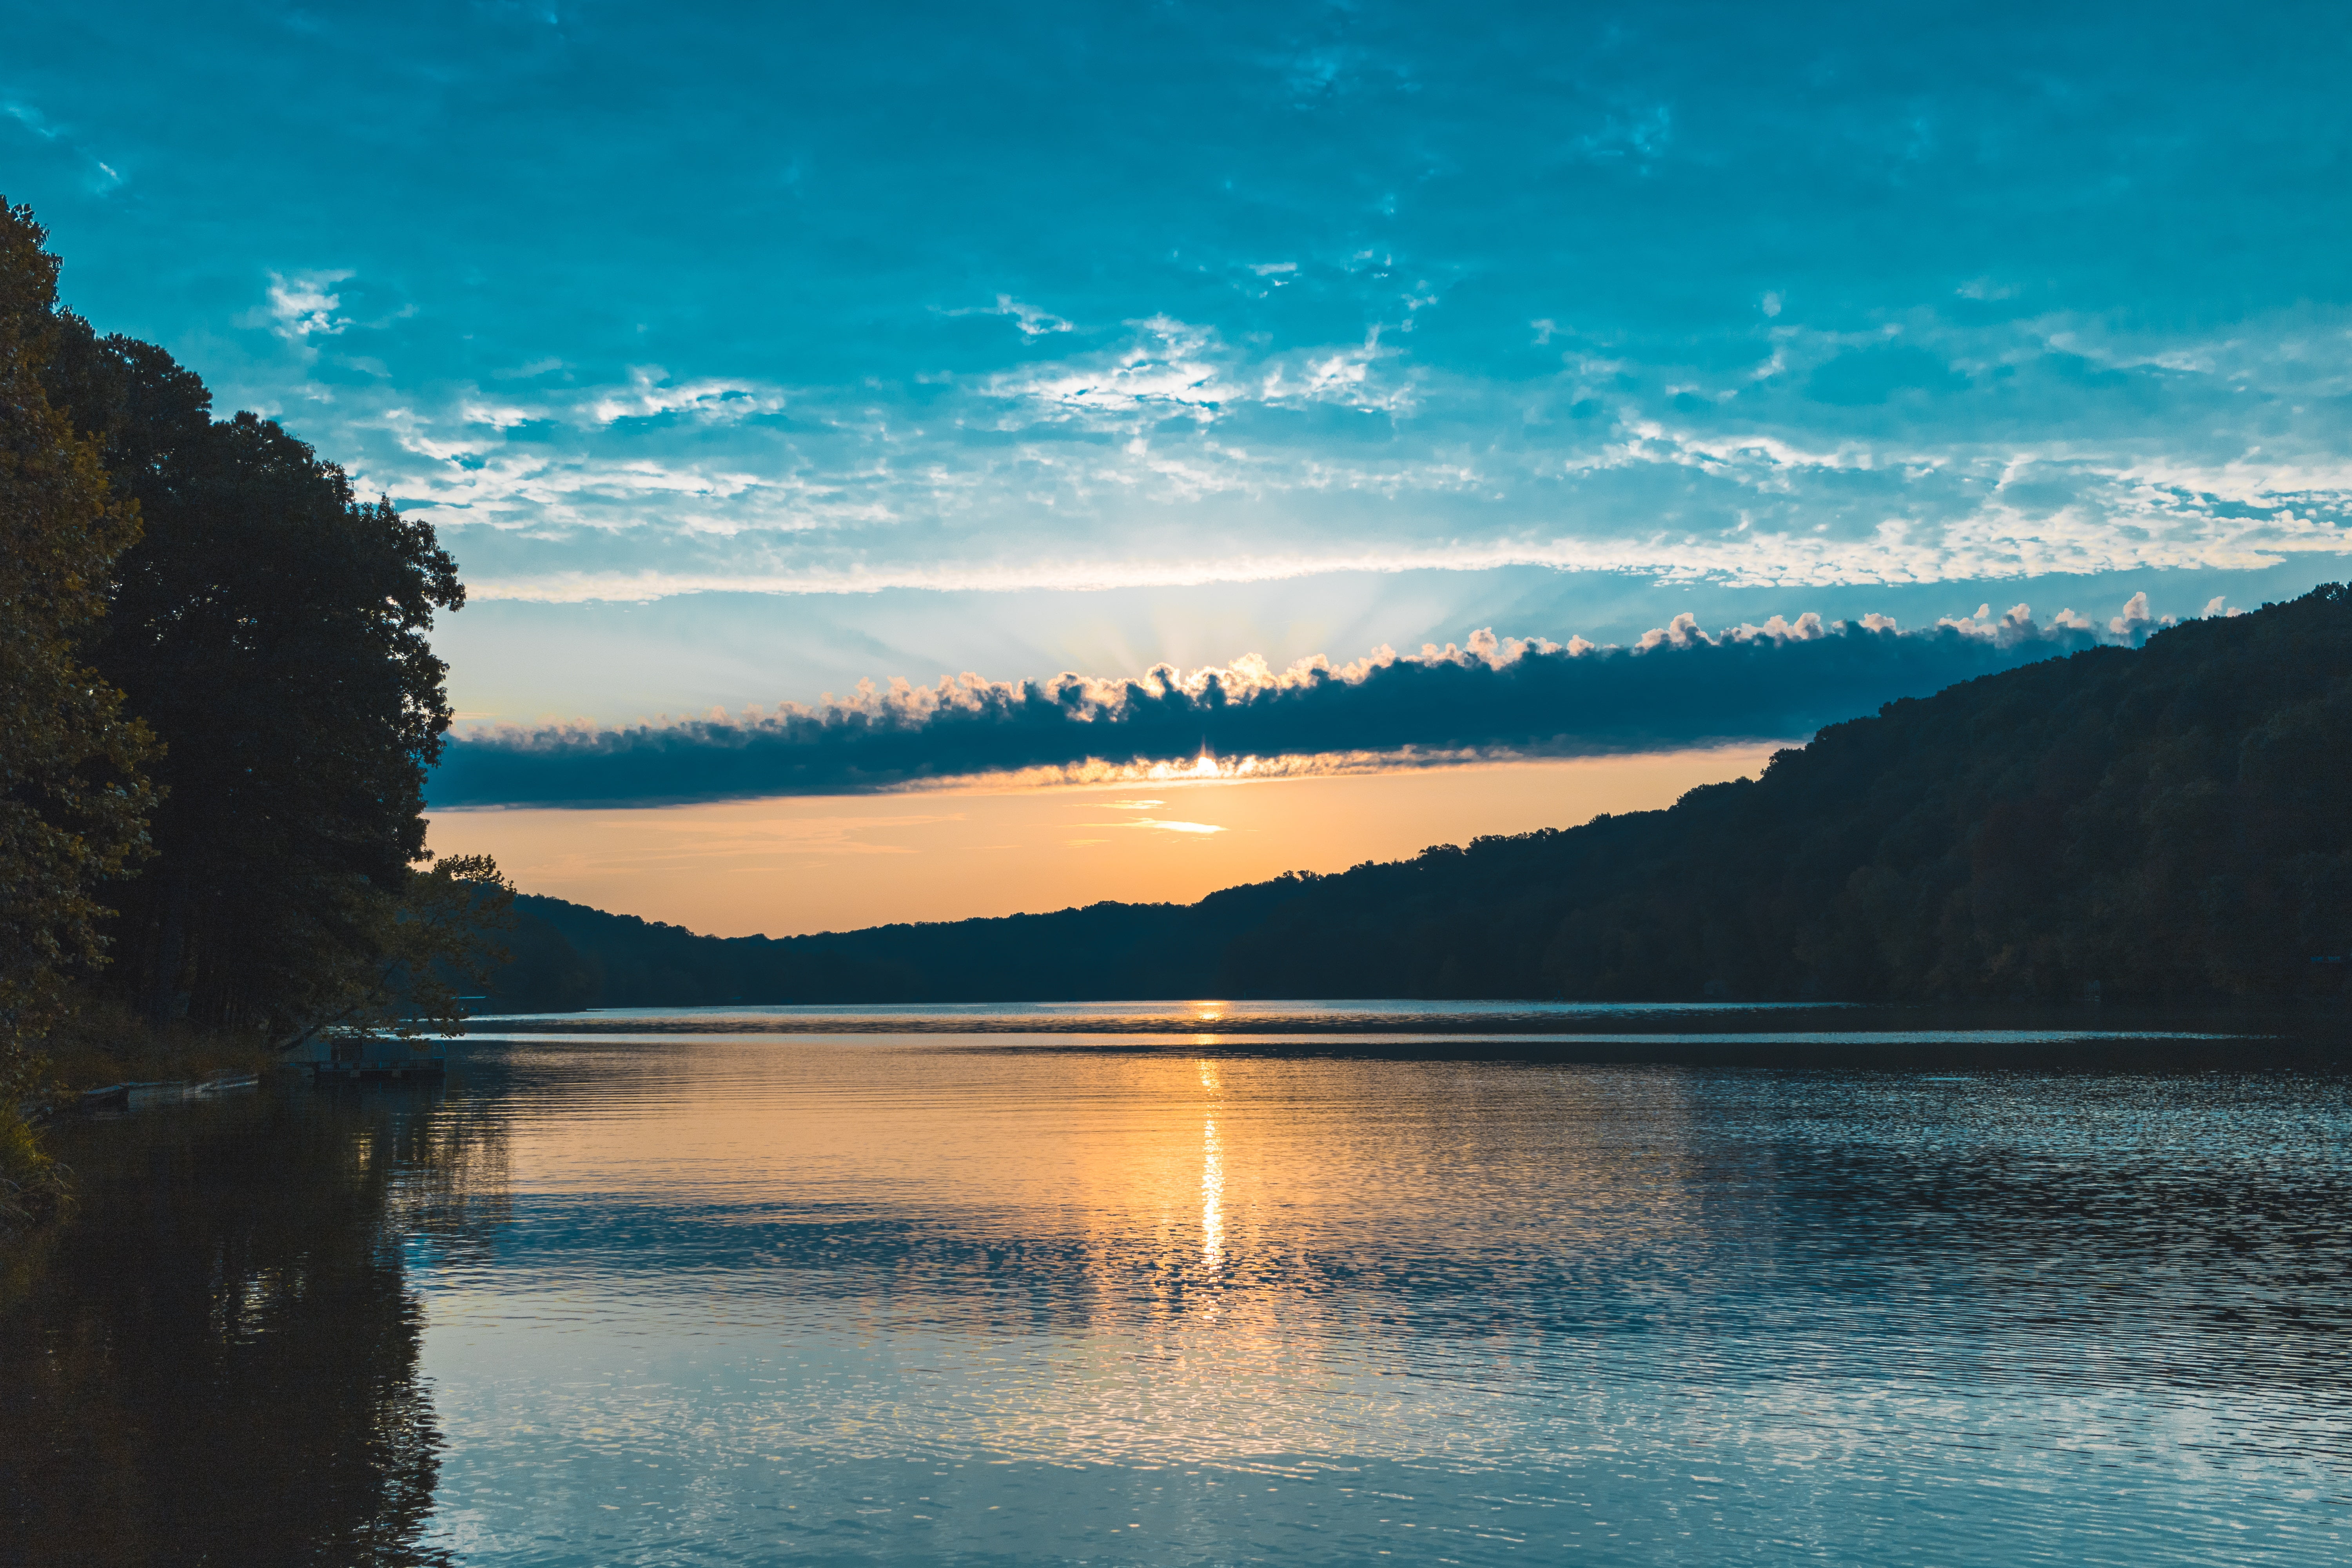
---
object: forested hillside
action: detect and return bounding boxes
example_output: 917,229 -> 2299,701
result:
486,583 -> 2352,1010
489,878 -> 1316,1010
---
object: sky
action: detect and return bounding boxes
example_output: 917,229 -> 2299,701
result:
9,1 -> 2349,933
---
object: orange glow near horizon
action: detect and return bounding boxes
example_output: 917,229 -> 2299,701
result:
422,745 -> 1781,938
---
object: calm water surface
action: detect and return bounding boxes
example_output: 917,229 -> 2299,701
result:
7,1002 -> 2350,1566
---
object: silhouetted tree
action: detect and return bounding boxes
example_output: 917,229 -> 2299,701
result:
0,201 -> 156,1094
44,316 -> 475,1042
279,853 -> 517,1054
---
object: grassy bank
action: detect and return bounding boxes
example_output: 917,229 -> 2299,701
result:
37,999 -> 275,1099
0,1109 -> 69,1244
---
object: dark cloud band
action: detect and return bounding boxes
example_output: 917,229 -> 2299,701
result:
426,604 -> 2163,809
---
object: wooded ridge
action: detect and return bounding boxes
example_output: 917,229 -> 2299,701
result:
485,583 -> 2352,1009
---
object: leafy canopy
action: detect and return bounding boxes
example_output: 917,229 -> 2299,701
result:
0,200 -> 156,1088
44,310 -> 490,1044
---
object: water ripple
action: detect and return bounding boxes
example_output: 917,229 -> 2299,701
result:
381,1022 -> 2352,1565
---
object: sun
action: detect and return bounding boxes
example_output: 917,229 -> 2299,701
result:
1192,751 -> 1218,777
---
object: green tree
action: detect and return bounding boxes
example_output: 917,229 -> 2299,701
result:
0,201 -> 156,1098
43,319 -> 472,1044
277,852 -> 516,1054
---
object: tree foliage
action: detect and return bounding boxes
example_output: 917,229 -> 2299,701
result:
0,198 -> 503,1076
0,202 -> 156,1089
1216,583 -> 2352,1004
278,853 -> 516,1052
42,311 -> 483,1044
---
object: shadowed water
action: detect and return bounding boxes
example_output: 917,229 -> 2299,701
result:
6,1004 -> 2350,1565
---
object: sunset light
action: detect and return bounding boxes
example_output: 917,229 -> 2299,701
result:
7,4 -> 2344,1564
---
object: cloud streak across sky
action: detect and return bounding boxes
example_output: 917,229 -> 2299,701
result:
428,597 -> 2190,808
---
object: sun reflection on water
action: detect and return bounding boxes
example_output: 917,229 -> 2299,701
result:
377,1027 -> 2352,1568
1200,1114 -> 1225,1280
1197,1058 -> 1225,1284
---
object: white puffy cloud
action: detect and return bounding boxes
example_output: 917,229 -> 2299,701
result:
263,270 -> 354,340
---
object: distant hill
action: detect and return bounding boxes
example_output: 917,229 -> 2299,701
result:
484,584 -> 2352,1010
487,881 -> 1305,1011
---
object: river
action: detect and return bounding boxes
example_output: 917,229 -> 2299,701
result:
5,1002 -> 2348,1565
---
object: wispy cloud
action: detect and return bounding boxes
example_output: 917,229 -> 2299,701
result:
965,314 -> 1419,432
1086,815 -> 1227,835
940,294 -> 1074,337
586,367 -> 786,425
21,0 -> 2352,619
428,596 -> 2190,808
263,270 -> 355,339
4,98 -> 124,191
265,299 -> 2352,603
2,102 -> 59,140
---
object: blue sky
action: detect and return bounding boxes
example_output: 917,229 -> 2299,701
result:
10,0 -> 2350,734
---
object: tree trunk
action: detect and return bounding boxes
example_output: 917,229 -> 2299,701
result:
145,871 -> 192,1029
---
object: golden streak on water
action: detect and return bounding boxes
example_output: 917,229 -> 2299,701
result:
1201,1113 -> 1225,1282
1198,1058 -> 1224,1274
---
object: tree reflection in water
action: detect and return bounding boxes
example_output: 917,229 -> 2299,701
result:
0,1085 -> 506,1567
